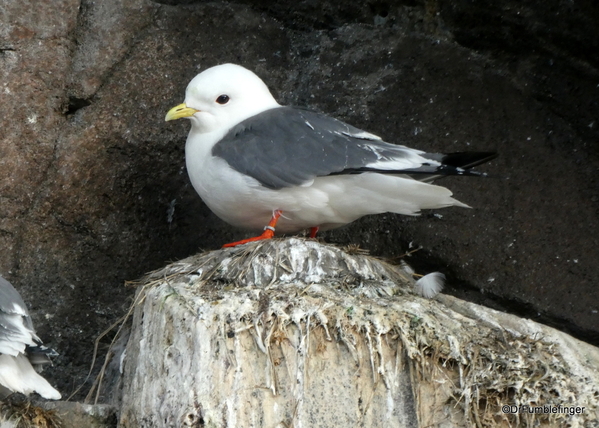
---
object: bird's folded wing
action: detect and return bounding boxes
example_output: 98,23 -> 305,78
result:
0,277 -> 40,356
212,107 -> 442,190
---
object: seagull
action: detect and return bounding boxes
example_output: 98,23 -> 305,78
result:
0,276 -> 61,399
166,64 -> 496,247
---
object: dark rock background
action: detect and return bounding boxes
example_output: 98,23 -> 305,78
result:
1,0 -> 597,400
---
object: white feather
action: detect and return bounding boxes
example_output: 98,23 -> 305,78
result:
338,130 -> 381,140
414,272 -> 445,298
0,313 -> 38,356
360,143 -> 441,171
0,354 -> 61,400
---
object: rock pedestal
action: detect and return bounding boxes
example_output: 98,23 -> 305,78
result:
118,239 -> 599,427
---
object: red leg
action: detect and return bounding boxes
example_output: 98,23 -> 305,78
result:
222,210 -> 283,248
309,226 -> 319,238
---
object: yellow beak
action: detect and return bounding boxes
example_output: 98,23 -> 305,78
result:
165,103 -> 199,121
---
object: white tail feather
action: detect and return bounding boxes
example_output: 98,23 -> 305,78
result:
0,354 -> 61,400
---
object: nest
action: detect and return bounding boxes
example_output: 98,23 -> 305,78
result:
0,400 -> 62,428
112,238 -> 598,427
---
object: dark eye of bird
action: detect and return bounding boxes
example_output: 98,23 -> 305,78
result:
216,95 -> 230,105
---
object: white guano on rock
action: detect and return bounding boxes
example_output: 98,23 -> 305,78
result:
117,238 -> 599,427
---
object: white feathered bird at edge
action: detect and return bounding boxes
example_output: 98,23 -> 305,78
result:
0,276 -> 61,400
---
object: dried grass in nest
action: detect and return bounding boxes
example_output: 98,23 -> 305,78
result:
0,400 -> 62,428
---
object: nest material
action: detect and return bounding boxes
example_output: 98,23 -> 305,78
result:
119,238 -> 599,427
0,400 -> 62,428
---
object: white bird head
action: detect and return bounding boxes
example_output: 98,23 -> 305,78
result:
165,63 -> 280,134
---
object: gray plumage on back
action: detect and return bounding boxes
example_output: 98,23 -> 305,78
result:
213,107 -> 495,190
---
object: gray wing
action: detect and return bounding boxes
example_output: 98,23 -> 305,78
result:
213,107 -> 496,190
0,276 -> 34,328
212,107 -> 444,190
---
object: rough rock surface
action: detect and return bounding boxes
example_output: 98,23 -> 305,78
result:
0,0 -> 597,402
118,239 -> 599,427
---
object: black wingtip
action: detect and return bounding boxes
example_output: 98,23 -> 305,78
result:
439,152 -> 498,170
402,151 -> 498,180
330,151 -> 498,179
